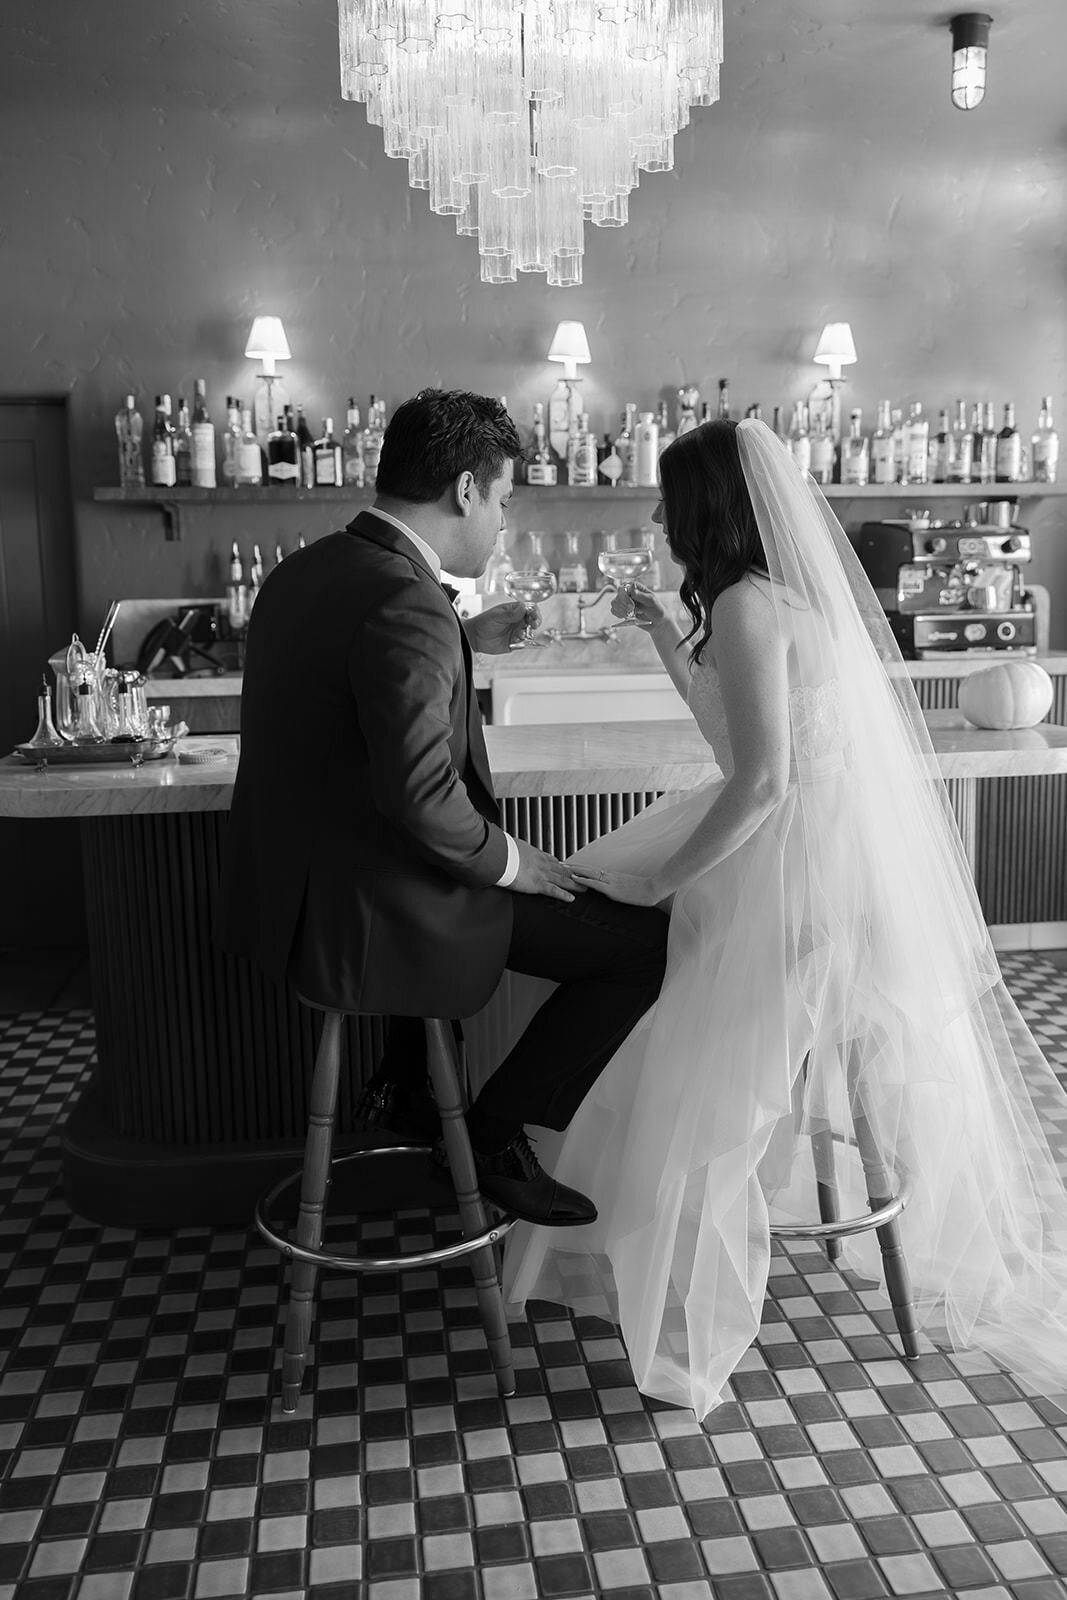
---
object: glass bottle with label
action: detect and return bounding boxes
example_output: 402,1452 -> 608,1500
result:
656,399 -> 675,456
717,378 -> 731,420
676,386 -> 699,436
890,408 -> 906,483
569,412 -> 598,487
772,405 -> 787,444
342,399 -> 364,486
871,400 -> 894,485
247,543 -> 264,612
483,529 -> 515,596
150,395 -> 176,488
525,403 -> 557,487
615,404 -> 638,487
995,402 -> 1022,482
221,397 -> 242,485
929,409 -> 951,483
597,432 -> 623,487
635,411 -> 659,486
267,414 -> 300,487
226,542 -> 247,632
115,395 -> 145,488
191,379 -> 216,488
841,408 -> 870,487
977,400 -> 998,483
361,397 -> 386,489
295,406 -> 316,488
809,411 -> 835,485
788,402 -> 811,475
173,396 -> 193,487
948,398 -> 973,483
1032,396 -> 1059,483
236,408 -> 263,485
903,402 -> 928,485
313,418 -> 342,487
558,531 -> 590,593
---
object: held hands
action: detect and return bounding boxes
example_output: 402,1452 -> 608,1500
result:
463,600 -> 540,655
610,582 -> 666,631
570,864 -> 667,908
510,839 -> 587,903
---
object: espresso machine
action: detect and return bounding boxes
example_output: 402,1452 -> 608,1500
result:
852,505 -> 1037,658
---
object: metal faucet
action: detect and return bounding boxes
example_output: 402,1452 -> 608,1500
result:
540,585 -> 623,645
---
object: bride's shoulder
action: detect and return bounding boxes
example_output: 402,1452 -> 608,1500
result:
710,575 -> 775,628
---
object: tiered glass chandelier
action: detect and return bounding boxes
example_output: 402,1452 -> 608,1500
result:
338,0 -> 723,285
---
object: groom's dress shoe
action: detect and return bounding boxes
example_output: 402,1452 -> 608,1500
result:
355,1077 -> 441,1143
435,1130 -> 597,1227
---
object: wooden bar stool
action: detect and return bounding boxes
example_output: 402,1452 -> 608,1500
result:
255,1006 -> 517,1412
770,1046 -> 921,1360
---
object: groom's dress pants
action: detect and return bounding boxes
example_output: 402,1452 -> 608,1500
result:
379,891 -> 669,1131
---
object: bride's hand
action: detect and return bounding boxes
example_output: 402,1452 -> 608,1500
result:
610,582 -> 665,629
570,865 -> 666,907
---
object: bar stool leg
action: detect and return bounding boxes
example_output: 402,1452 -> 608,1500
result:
425,1018 -> 516,1397
811,1126 -> 843,1264
280,1010 -> 343,1412
848,1058 -> 920,1360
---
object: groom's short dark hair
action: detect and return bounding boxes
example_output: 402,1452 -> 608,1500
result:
376,388 -> 522,504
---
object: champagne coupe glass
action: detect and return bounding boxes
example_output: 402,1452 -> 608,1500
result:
503,569 -> 557,646
597,546 -> 653,621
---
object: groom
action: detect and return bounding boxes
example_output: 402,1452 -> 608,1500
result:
217,388 -> 669,1225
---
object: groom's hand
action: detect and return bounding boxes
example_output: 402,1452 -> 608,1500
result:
509,839 -> 586,903
570,865 -> 666,907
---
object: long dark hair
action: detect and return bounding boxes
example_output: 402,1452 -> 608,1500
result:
658,419 -> 769,665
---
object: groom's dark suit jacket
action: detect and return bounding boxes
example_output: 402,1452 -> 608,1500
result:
216,511 -> 514,1018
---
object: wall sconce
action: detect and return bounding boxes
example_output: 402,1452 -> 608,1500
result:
245,316 -> 292,442
547,320 -> 592,462
949,14 -> 992,110
809,321 -> 857,442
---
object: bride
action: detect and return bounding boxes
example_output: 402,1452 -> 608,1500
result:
502,417 -> 1067,1422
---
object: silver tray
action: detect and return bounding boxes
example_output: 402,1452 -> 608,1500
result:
12,738 -> 173,766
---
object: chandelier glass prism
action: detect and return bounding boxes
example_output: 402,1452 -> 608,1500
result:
338,0 -> 722,285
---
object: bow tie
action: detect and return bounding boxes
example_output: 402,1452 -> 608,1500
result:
442,583 -> 459,604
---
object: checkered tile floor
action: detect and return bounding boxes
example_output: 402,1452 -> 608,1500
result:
2,956 -> 1067,1600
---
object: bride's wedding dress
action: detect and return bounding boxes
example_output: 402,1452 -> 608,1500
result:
503,424 -> 1067,1422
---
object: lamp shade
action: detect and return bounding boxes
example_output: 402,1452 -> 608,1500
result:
547,321 -> 592,367
813,323 -> 857,371
244,317 -> 292,362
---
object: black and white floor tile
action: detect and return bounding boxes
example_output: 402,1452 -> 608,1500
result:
1,953 -> 1066,1600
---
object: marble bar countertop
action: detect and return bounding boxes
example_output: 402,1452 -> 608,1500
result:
3,713 -> 1067,820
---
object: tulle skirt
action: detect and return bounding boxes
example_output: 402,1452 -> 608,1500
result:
502,776 -> 1067,1421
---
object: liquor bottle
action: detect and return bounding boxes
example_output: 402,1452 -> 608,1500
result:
274,543 -> 285,566
313,417 -> 343,487
221,396 -> 242,485
191,379 -> 216,488
247,543 -> 264,611
871,400 -> 894,485
676,386 -> 699,436
809,411 -> 835,485
903,402 -> 928,485
717,378 -> 731,420
342,398 -> 364,486
236,408 -> 263,485
483,530 -> 515,595
615,404 -> 638,487
362,397 -> 385,489
656,399 -> 675,456
226,541 -> 247,632
640,528 -> 662,590
115,395 -> 145,488
564,410 -> 581,484
890,408 -> 906,483
525,403 -> 557,487
635,411 -> 659,486
173,396 -> 193,487
772,405 -> 787,444
788,402 -> 811,475
267,413 -> 300,486
841,409 -> 870,487
700,402 -> 713,425
598,431 -> 623,487
995,402 -> 1022,482
150,395 -> 176,487
295,406 -> 316,488
1032,396 -> 1059,483
977,401 -> 997,483
948,398 -> 973,483
569,412 -> 598,488
745,403 -> 763,420
930,409 -> 951,483
557,531 -> 590,593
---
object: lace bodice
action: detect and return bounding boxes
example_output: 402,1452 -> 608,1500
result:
686,665 -> 847,778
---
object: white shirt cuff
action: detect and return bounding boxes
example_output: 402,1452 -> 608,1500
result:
494,832 -> 520,888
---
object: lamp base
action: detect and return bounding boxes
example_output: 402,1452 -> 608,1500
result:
808,378 -> 844,443
548,377 -> 583,465
252,376 -> 290,446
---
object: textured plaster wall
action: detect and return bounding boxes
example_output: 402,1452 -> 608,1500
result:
2,1 -> 1066,640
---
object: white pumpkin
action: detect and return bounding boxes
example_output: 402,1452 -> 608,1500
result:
958,661 -> 1054,730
